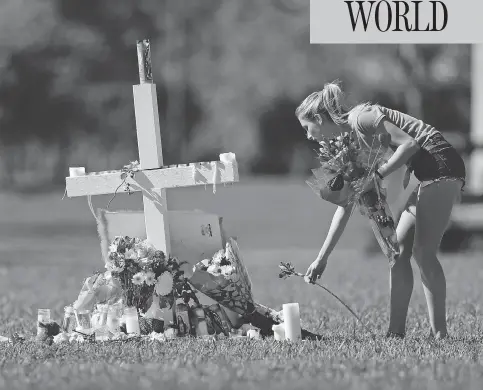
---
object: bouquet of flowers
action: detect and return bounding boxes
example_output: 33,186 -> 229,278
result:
357,184 -> 400,266
105,236 -> 196,313
189,238 -> 255,316
306,131 -> 400,266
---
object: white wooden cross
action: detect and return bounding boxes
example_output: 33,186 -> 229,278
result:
65,39 -> 239,256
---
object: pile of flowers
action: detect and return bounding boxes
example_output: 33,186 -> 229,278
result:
190,238 -> 255,316
105,236 -> 194,312
306,131 -> 400,266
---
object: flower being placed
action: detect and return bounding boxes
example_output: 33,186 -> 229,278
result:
278,262 -> 297,279
155,272 -> 174,296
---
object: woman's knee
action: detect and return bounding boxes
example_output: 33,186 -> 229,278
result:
396,208 -> 416,263
412,243 -> 442,279
413,243 -> 433,263
397,242 -> 413,263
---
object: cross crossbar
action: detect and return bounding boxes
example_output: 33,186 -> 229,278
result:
65,160 -> 238,197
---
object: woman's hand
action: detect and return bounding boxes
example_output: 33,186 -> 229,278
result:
304,258 -> 328,284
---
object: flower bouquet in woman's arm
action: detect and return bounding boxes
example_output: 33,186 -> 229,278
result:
306,131 -> 400,266
356,180 -> 400,267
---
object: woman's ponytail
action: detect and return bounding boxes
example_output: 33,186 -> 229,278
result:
295,79 -> 354,126
321,81 -> 349,126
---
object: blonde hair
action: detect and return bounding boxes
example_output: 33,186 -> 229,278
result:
295,80 -> 352,126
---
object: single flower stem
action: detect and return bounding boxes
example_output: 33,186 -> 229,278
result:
292,271 -> 374,339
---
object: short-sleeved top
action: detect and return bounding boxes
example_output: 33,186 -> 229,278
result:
348,104 -> 439,148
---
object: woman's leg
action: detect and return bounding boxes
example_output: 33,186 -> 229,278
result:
388,206 -> 416,335
412,180 -> 462,338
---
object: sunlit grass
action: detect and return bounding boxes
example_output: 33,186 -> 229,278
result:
0,182 -> 482,389
1,249 -> 482,390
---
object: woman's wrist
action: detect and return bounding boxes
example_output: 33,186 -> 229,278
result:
376,163 -> 387,179
375,168 -> 384,180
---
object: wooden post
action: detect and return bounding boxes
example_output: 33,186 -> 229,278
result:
132,39 -> 171,254
136,39 -> 153,84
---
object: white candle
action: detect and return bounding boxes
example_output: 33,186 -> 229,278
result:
282,303 -> 301,341
124,307 -> 141,335
272,323 -> 285,341
247,329 -> 261,339
69,167 -> 86,177
219,153 -> 237,165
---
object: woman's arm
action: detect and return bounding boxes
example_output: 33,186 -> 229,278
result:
374,119 -> 420,178
316,203 -> 353,262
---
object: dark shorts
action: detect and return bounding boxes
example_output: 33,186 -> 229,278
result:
403,132 -> 466,210
407,132 -> 466,188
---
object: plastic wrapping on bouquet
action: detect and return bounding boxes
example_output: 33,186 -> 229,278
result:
357,187 -> 400,267
189,268 -> 255,316
203,304 -> 233,336
190,238 -> 256,318
306,171 -> 355,207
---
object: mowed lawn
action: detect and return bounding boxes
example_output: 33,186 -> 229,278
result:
0,177 -> 482,390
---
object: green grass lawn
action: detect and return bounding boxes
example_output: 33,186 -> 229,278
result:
0,178 -> 482,389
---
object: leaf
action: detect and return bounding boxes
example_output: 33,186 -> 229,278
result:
403,167 -> 411,189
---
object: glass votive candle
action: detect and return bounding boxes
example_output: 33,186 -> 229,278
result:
124,307 -> 140,335
37,308 -> 51,335
37,308 -> 51,323
69,167 -> 86,177
106,306 -> 121,334
62,306 -> 76,334
76,310 -> 92,331
97,304 -> 109,327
